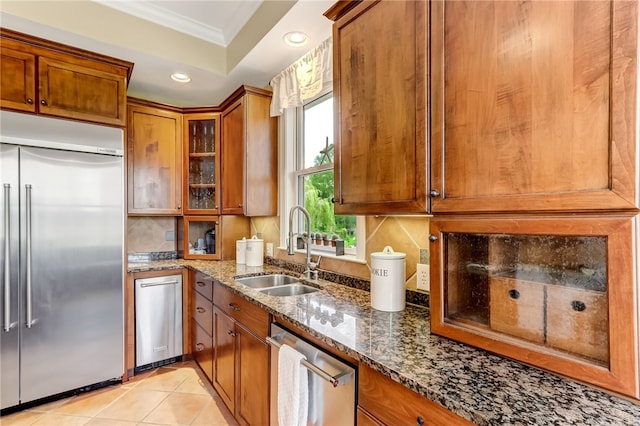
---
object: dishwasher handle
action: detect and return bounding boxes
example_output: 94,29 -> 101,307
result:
266,336 -> 350,388
139,280 -> 180,288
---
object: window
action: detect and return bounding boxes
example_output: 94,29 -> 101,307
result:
280,91 -> 363,260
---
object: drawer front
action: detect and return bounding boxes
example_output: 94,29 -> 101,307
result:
489,276 -> 545,343
357,408 -> 383,426
193,291 -> 213,336
193,272 -> 214,301
546,285 -> 608,362
358,364 -> 472,426
214,282 -> 269,338
192,321 -> 213,383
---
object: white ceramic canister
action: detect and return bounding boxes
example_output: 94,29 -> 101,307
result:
236,237 -> 247,264
245,235 -> 264,267
370,246 -> 406,312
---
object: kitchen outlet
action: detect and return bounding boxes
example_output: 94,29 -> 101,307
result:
417,263 -> 429,291
266,242 -> 274,257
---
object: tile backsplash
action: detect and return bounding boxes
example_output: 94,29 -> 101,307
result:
126,215 -> 431,293
127,216 -> 176,253
251,215 -> 431,292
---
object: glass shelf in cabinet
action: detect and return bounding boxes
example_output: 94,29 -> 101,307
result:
189,184 -> 216,188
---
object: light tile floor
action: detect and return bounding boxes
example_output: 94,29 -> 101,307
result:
1,361 -> 238,426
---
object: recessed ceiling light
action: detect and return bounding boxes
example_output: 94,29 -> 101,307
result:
171,72 -> 191,83
283,31 -> 308,47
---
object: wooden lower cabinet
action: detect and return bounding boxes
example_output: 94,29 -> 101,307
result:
191,271 -> 214,382
213,307 -> 236,412
235,323 -> 270,426
211,283 -> 270,426
357,407 -> 383,426
358,364 -> 472,426
192,321 -> 213,382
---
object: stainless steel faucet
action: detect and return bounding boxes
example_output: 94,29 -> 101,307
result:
287,205 -> 320,280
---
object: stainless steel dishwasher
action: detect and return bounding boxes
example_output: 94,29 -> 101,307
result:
135,274 -> 183,371
267,323 -> 356,426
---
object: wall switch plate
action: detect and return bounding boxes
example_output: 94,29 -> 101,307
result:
417,263 -> 430,291
266,242 -> 274,257
165,230 -> 175,241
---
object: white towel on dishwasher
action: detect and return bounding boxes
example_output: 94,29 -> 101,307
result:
278,344 -> 308,426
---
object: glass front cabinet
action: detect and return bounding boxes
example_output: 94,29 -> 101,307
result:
429,215 -> 639,398
183,113 -> 220,215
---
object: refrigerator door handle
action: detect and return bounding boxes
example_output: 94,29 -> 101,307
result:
25,184 -> 33,328
3,184 -> 10,332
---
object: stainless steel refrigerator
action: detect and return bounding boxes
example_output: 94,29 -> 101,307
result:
1,111 -> 125,411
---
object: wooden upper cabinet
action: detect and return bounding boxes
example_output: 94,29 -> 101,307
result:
127,101 -> 183,215
430,0 -> 639,213
0,29 -> 131,127
330,0 -> 428,214
221,99 -> 245,215
220,86 -> 277,217
0,47 -> 36,113
183,113 -> 221,215
38,56 -> 127,126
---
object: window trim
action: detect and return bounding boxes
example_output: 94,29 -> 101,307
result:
278,88 -> 365,262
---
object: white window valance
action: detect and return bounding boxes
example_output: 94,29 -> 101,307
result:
269,38 -> 333,117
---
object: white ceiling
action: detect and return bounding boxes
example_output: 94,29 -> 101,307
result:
0,0 -> 334,107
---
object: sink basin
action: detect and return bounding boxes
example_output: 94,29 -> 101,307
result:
259,284 -> 319,297
235,274 -> 300,289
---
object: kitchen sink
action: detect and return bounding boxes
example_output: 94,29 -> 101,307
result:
234,274 -> 300,289
259,284 -> 319,297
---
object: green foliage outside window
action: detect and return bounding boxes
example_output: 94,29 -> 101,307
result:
303,147 -> 356,248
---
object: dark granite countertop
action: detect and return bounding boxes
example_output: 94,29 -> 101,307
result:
128,259 -> 640,426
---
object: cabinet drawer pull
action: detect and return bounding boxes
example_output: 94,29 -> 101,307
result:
508,289 -> 520,300
227,329 -> 238,337
228,303 -> 240,311
196,343 -> 204,351
429,189 -> 440,197
416,416 -> 425,426
196,307 -> 206,314
26,98 -> 33,104
40,99 -> 47,106
571,300 -> 586,312
196,281 -> 206,287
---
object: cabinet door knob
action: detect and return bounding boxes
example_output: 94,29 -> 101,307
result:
571,300 -> 586,312
195,343 -> 204,351
508,289 -> 520,300
40,99 -> 47,106
26,98 -> 33,104
228,303 -> 240,311
416,416 -> 425,426
196,307 -> 206,314
238,204 -> 243,208
227,329 -> 238,337
429,189 -> 440,197
429,234 -> 438,242
196,281 -> 206,287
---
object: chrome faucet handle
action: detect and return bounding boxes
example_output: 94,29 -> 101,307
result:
304,269 -> 319,281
